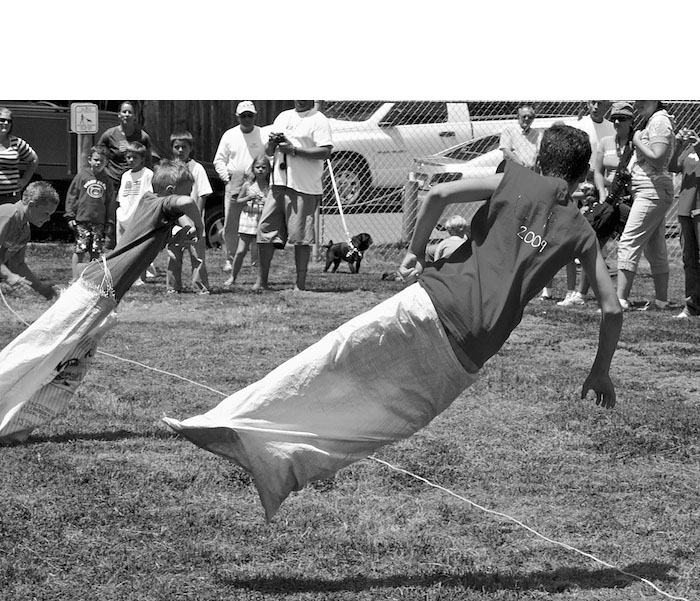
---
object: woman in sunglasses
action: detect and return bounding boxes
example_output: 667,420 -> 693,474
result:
559,101 -> 636,307
0,107 -> 39,205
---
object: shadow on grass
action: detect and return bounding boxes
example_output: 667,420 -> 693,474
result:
217,562 -> 679,594
23,428 -> 176,445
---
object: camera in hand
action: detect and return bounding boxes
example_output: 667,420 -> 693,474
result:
271,132 -> 288,169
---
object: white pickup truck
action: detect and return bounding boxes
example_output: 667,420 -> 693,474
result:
324,101 -> 474,206
323,100 -> 578,208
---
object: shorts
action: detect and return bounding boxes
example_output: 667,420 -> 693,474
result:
257,186 -> 319,247
74,222 -> 105,255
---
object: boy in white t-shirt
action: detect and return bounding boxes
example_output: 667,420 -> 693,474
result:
117,142 -> 156,283
167,131 -> 212,294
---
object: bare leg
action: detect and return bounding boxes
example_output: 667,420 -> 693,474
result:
254,243 -> 275,291
652,272 -> 669,303
294,245 -> 311,291
617,268 -> 635,301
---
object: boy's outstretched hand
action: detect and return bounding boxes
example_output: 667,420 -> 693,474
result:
398,251 -> 425,284
581,371 -> 616,409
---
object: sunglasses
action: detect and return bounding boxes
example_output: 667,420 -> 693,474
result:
238,113 -> 255,118
0,118 -> 12,123
612,116 -> 631,122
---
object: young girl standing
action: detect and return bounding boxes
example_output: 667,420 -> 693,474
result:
230,155 -> 271,286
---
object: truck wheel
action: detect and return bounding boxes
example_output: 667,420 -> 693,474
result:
204,206 -> 225,248
325,156 -> 370,208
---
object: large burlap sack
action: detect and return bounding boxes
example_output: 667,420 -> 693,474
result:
0,280 -> 117,443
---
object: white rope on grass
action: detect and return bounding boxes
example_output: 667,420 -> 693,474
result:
0,291 -> 690,601
368,456 -> 690,601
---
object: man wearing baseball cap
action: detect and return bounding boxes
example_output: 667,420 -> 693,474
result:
213,101 -> 265,282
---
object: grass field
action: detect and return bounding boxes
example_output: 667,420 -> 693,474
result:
1,242 -> 699,601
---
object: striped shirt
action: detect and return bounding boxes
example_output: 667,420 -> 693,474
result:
0,136 -> 37,195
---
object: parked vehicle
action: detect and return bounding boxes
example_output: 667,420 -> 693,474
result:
323,101 -> 474,208
405,117 -> 579,243
0,101 -> 120,240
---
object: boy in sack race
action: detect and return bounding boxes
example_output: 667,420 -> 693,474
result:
164,125 -> 622,521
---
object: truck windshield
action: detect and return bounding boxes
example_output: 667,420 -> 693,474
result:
324,101 -> 384,122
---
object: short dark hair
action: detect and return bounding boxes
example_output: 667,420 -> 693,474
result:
170,130 -> 195,149
538,125 -> 591,183
126,141 -> 147,158
152,159 -> 194,194
89,145 -> 108,159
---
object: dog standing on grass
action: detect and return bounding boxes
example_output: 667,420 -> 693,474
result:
323,232 -> 373,273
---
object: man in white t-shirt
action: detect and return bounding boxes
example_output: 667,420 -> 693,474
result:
213,101 -> 266,280
499,103 -> 542,170
573,100 -> 615,175
255,101 -> 333,291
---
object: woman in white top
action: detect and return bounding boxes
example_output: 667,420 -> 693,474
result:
616,100 -> 676,311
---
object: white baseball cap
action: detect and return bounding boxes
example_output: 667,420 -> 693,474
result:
236,101 -> 257,115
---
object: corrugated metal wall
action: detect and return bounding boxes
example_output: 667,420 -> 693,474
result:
141,100 -> 294,162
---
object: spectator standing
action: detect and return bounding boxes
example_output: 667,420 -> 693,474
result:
98,101 -> 152,190
559,101 -> 636,307
229,155 -> 271,286
0,181 -> 59,299
0,107 -> 39,205
669,126 -> 700,319
499,103 -> 542,169
256,100 -> 333,291
116,141 -> 156,284
116,142 -> 154,242
65,146 -> 116,280
213,101 -> 266,280
166,131 -> 212,294
617,100 -> 676,310
573,100 -> 615,176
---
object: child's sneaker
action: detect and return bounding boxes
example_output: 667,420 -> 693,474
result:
640,299 -> 670,311
223,260 -> 232,273
557,291 -> 585,307
674,307 -> 699,319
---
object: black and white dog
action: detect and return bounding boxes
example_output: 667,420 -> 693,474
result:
323,233 -> 373,274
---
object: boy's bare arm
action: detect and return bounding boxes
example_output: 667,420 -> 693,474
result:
579,242 -> 623,408
172,195 -> 204,241
3,249 -> 56,299
399,175 -> 501,282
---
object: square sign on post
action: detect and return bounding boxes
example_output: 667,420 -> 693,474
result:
70,103 -> 99,134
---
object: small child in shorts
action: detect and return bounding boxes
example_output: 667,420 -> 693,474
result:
65,145 -> 116,279
229,155 -> 271,286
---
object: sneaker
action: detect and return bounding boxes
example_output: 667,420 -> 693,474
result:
223,276 -> 235,287
197,287 -> 211,295
132,279 -> 146,287
223,260 -> 232,273
540,287 -> 553,300
558,291 -> 586,307
674,307 -> 699,319
640,299 -> 670,311
618,298 -> 630,311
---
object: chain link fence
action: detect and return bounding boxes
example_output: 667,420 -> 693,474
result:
318,100 -> 700,267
